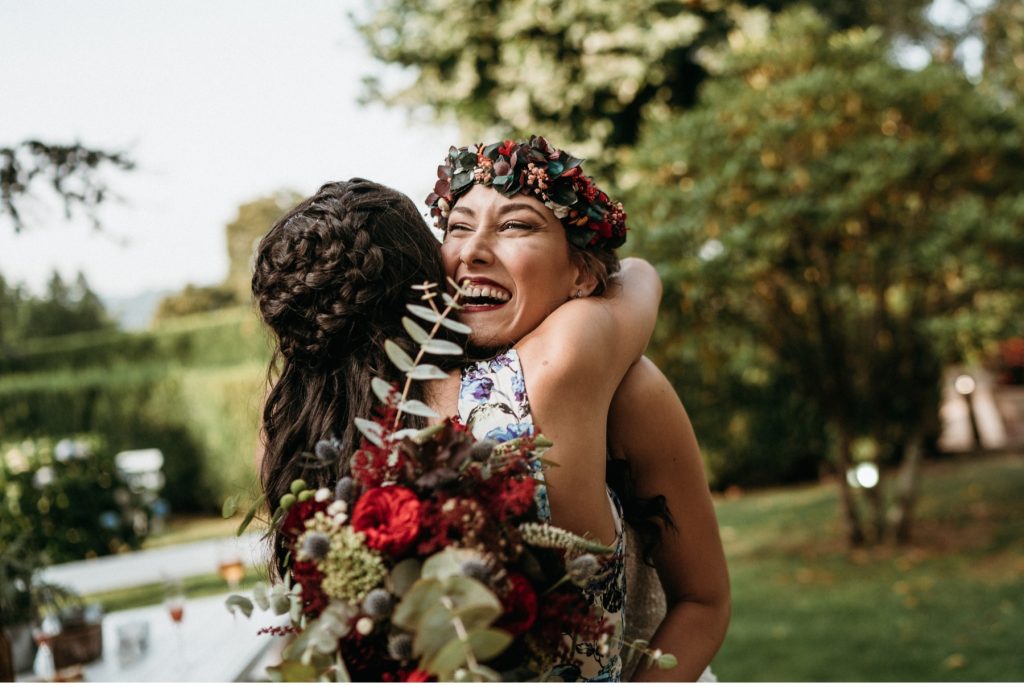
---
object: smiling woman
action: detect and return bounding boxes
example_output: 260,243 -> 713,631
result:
423,136 -> 730,681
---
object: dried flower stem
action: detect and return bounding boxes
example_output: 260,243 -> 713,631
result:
392,279 -> 466,430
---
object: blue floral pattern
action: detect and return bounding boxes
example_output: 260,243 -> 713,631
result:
458,349 -> 627,682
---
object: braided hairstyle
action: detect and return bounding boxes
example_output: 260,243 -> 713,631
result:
252,179 -> 451,577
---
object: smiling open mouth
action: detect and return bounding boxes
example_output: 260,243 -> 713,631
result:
460,283 -> 511,308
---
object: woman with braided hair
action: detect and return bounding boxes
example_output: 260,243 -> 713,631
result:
252,178 -> 457,576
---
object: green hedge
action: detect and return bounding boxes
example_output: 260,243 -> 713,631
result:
0,307 -> 273,375
0,362 -> 267,513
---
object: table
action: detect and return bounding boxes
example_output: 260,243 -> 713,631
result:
77,593 -> 286,682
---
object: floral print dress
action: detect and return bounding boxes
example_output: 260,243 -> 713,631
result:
458,349 -> 627,682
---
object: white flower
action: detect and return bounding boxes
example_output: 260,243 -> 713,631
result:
355,617 -> 374,635
327,500 -> 348,516
314,487 -> 332,503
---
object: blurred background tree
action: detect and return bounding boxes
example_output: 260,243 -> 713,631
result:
0,271 -> 114,345
153,190 -> 300,322
355,0 -> 931,176
0,140 -> 133,234
628,7 -> 1024,544
356,0 -> 1024,547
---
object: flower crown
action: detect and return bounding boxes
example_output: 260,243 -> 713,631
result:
425,136 -> 628,250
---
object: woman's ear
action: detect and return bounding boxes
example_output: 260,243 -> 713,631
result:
570,255 -> 600,297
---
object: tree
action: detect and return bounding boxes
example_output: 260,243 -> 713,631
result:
627,8 -> 1024,545
355,0 -> 930,174
225,191 -> 302,301
1,141 -> 133,233
18,271 -> 114,339
153,191 -> 300,322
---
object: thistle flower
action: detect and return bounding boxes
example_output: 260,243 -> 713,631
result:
388,633 -> 414,661
566,553 -> 600,585
315,439 -> 340,464
334,476 -> 354,503
459,558 -> 492,583
470,439 -> 497,462
297,531 -> 331,562
361,588 -> 394,619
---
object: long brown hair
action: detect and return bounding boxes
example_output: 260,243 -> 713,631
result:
252,179 -> 450,576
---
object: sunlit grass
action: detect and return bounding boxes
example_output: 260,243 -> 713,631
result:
713,452 -> 1024,681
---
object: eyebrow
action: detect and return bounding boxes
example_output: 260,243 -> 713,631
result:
449,202 -> 547,221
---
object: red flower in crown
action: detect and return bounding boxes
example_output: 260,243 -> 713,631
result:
498,139 -> 517,157
351,486 -> 422,557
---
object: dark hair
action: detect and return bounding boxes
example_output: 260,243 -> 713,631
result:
252,179 -> 450,577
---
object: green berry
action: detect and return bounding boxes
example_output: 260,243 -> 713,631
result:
290,479 -> 307,494
280,493 -> 296,509
298,489 -> 313,502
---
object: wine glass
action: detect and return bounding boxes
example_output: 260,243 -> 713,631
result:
163,579 -> 186,660
216,541 -> 246,591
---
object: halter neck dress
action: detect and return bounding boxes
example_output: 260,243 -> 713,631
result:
458,348 -> 627,682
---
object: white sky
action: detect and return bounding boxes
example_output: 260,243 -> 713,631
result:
0,0 -> 457,298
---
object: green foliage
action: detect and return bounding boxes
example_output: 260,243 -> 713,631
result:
0,436 -> 150,564
152,283 -> 240,323
0,306 -> 271,375
629,8 -> 1024,494
0,361 -> 266,514
225,191 -> 302,301
355,0 -> 929,172
0,270 -> 114,345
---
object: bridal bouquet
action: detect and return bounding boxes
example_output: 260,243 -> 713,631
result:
228,281 -> 674,681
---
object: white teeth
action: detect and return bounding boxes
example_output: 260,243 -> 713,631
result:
461,283 -> 511,302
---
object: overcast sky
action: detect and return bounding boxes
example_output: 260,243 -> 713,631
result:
0,0 -> 457,298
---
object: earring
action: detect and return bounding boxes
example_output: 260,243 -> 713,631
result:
573,289 -> 583,299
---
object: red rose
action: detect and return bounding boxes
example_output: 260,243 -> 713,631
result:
351,486 -> 422,557
498,572 -> 538,635
403,668 -> 432,682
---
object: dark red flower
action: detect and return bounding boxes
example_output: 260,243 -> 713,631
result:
498,139 -> 516,157
351,486 -> 422,557
498,572 -> 538,635
403,668 -> 432,682
291,559 -> 328,617
280,498 -> 329,543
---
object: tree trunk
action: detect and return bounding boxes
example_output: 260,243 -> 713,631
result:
866,464 -> 886,543
891,425 -> 926,544
835,427 -> 866,546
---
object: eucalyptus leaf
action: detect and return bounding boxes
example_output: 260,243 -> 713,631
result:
222,494 -> 239,519
354,417 -> 386,448
414,603 -> 458,661
407,363 -> 450,380
384,339 -> 415,371
465,628 -> 512,661
421,339 -> 463,356
422,548 -> 476,581
426,637 -> 469,680
371,377 -> 396,404
657,653 -> 679,670
389,558 -> 423,597
407,303 -> 443,324
398,400 -> 440,419
437,316 -> 472,334
393,578 -> 443,631
402,316 -> 431,344
266,660 -> 318,683
269,583 -> 291,615
252,582 -> 271,611
236,502 -> 258,537
225,594 -> 254,618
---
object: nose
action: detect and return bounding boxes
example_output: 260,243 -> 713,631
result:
459,229 -> 494,267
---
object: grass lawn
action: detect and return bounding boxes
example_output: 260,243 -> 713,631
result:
711,451 -> 1024,681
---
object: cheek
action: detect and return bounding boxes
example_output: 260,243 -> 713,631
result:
440,243 -> 460,277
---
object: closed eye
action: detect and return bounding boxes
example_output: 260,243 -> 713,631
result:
499,220 -> 536,232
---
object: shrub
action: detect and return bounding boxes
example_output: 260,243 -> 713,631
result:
0,436 -> 151,563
